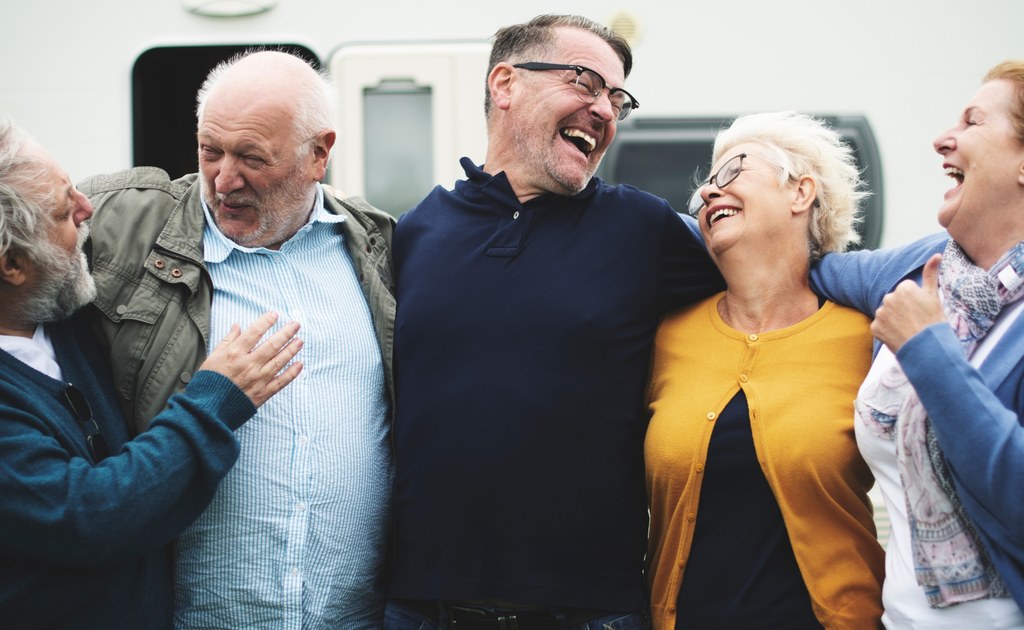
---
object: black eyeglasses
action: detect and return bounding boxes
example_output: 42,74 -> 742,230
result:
63,383 -> 109,462
512,62 -> 639,121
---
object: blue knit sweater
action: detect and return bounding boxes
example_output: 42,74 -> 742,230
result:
0,312 -> 255,628
813,234 -> 1024,612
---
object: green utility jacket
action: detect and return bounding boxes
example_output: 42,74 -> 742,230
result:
80,168 -> 396,436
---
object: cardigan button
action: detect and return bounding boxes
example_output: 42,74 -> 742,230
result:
706,411 -> 716,421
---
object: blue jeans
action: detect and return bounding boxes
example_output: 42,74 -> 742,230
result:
383,600 -> 650,630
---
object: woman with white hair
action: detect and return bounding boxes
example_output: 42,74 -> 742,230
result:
645,111 -> 884,629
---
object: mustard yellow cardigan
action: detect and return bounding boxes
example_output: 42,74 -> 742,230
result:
645,294 -> 884,629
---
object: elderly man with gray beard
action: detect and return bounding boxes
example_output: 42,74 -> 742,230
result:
0,118 -> 304,629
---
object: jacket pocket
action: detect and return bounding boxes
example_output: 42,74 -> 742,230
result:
90,260 -> 172,409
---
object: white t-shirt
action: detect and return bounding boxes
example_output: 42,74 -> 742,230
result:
856,302 -> 1024,628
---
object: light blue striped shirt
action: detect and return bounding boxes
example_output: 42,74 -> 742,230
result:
174,185 -> 392,629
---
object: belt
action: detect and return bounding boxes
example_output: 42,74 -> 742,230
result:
396,599 -> 611,629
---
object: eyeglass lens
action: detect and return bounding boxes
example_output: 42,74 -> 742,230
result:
63,384 -> 109,462
574,69 -> 634,121
688,154 -> 746,217
711,154 -> 745,189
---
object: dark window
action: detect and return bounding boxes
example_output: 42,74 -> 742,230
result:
132,44 -> 319,180
596,115 -> 884,250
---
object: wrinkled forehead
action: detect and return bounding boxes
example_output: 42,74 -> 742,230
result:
551,27 -> 625,86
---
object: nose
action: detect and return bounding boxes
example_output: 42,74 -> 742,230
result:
215,155 -> 244,194
701,184 -> 723,206
71,189 -> 94,226
588,91 -> 617,123
933,125 -> 956,155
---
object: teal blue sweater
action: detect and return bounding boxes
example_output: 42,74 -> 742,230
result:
0,312 -> 254,628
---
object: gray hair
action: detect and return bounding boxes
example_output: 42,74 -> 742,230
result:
0,118 -> 54,264
712,111 -> 866,259
195,49 -> 337,155
485,14 -> 632,117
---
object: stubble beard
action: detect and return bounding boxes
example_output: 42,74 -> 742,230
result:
510,117 -> 596,197
203,160 -> 315,249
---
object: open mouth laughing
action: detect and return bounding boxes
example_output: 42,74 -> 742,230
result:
945,165 -> 964,187
561,127 -> 596,156
707,207 -> 739,228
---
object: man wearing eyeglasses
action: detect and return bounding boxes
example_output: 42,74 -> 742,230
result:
385,14 -> 724,629
0,118 -> 304,628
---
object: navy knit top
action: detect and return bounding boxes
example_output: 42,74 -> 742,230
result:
388,159 -> 724,610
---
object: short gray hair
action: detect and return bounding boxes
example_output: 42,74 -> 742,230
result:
485,14 -> 632,117
195,49 -> 337,154
0,118 -> 54,264
712,111 -> 866,259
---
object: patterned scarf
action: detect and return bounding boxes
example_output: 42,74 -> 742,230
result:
856,239 -> 1024,607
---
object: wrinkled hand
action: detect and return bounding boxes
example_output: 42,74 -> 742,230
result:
199,312 -> 303,407
872,253 -> 946,352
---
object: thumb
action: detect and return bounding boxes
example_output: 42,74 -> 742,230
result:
922,253 -> 942,295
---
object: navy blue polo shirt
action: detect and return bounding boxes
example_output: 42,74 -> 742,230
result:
388,158 -> 724,610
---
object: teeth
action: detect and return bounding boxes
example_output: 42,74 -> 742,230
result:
945,166 -> 964,182
561,128 -> 596,153
710,208 -> 739,224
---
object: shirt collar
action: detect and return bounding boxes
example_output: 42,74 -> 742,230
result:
202,183 -> 345,263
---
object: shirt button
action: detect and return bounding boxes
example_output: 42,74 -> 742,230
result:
513,211 -> 520,219
686,513 -> 695,522
739,373 -> 749,382
706,412 -> 716,421
291,567 -> 299,576
695,463 -> 704,473
297,502 -> 306,512
298,435 -> 309,446
748,334 -> 759,342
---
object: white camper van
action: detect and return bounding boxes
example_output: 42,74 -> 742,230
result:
2,0 -> 1022,249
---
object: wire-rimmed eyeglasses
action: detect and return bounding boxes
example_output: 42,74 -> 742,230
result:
512,62 -> 639,121
63,383 -> 109,462
686,153 -> 793,217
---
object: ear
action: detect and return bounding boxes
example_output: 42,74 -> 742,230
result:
488,63 -> 516,112
310,130 -> 336,180
791,175 -> 818,215
0,252 -> 29,288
